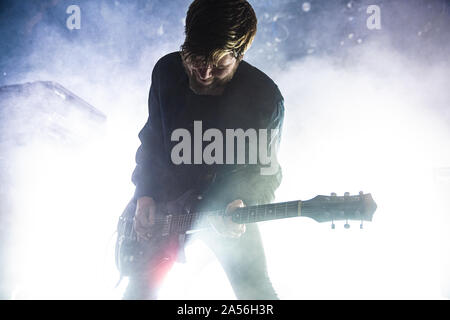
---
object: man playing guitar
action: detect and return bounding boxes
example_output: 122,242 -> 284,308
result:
120,0 -> 284,299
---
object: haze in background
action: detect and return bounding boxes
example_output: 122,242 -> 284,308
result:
0,0 -> 449,299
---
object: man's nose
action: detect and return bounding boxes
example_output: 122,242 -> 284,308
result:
197,66 -> 213,80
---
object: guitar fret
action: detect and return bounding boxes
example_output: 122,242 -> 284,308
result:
258,204 -> 265,221
188,212 -> 193,229
250,207 -> 256,222
275,204 -> 281,218
267,205 -> 273,218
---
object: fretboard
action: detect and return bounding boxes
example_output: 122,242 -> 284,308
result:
168,200 -> 303,234
231,200 -> 302,224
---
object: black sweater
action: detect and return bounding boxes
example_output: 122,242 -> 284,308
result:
131,52 -> 284,211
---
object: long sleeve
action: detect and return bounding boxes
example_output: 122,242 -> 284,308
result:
131,63 -> 170,202
201,96 -> 285,209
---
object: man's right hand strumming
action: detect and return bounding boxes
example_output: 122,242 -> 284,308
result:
134,196 -> 156,242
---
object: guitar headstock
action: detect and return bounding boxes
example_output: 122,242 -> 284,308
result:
302,192 -> 377,228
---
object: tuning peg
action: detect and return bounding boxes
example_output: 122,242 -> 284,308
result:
330,192 -> 337,196
356,209 -> 364,229
344,218 -> 350,229
344,192 -> 350,197
331,222 -> 335,229
359,191 -> 364,196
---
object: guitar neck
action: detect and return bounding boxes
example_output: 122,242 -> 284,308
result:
169,200 -> 303,234
167,192 -> 376,234
231,200 -> 302,224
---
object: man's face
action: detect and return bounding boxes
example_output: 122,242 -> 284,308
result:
181,52 -> 241,96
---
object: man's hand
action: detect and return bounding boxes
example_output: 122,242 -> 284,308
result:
134,196 -> 156,242
208,199 -> 246,238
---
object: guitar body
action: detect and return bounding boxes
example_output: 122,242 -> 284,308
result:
115,189 -> 202,276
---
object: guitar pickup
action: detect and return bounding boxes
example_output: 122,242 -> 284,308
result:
162,215 -> 173,236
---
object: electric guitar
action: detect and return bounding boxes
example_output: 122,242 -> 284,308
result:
115,190 -> 377,276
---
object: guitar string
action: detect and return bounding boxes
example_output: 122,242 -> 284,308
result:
141,202 -> 302,231
171,202 -> 301,232
143,201 -> 300,225
135,195 -> 365,225
131,198 -> 366,231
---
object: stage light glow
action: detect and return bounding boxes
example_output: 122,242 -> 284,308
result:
157,46 -> 449,300
2,0 -> 449,300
